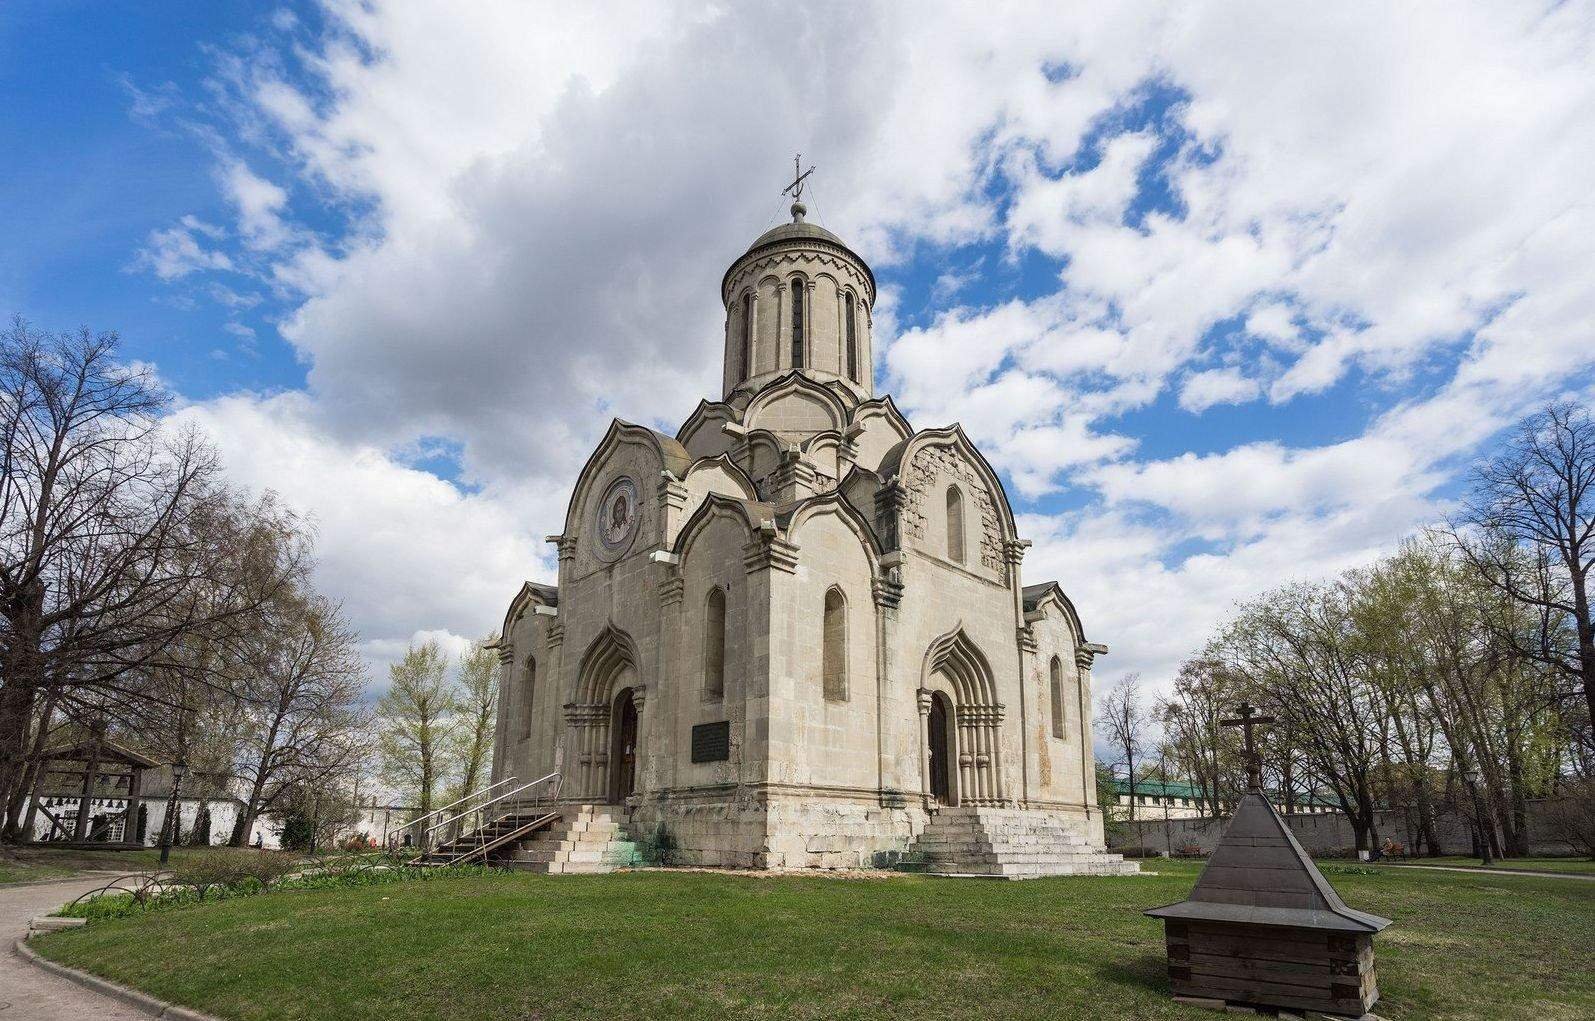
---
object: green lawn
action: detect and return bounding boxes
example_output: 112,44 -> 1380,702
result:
31,862 -> 1595,1021
1379,855 -> 1595,876
1,845 -> 266,885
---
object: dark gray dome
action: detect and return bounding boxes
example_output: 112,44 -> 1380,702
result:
746,220 -> 847,250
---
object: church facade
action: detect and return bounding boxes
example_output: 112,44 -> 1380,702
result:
490,197 -> 1132,874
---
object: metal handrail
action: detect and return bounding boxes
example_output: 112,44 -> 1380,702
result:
422,771 -> 558,842
422,770 -> 562,866
388,775 -> 522,853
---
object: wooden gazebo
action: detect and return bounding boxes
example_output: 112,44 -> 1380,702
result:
28,737 -> 161,846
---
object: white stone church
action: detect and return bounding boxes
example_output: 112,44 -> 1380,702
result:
488,194 -> 1135,877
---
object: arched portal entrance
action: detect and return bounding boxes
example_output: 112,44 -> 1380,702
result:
610,688 -> 639,803
928,692 -> 954,805
919,627 -> 1006,807
568,624 -> 641,802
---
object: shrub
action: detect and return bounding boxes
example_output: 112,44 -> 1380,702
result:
172,851 -> 249,898
1115,845 -> 1164,859
235,850 -> 299,889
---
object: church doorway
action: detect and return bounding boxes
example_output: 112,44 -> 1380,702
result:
610,689 -> 639,803
928,692 -> 954,806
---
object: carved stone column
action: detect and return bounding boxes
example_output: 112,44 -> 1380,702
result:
916,689 -> 934,810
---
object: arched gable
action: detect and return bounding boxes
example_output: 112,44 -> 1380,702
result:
499,581 -> 559,644
921,625 -> 999,706
564,419 -> 691,538
743,371 -> 849,438
733,429 -> 790,495
882,424 -> 1017,542
672,493 -> 771,561
800,430 -> 844,481
575,623 -> 639,704
781,490 -> 884,578
849,395 -> 914,472
676,400 -> 742,461
682,453 -> 758,504
1022,581 -> 1090,647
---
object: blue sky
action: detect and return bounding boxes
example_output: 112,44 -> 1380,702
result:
5,2 -> 1594,698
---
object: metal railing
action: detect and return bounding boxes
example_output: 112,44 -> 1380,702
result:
417,771 -> 562,866
386,776 -> 524,855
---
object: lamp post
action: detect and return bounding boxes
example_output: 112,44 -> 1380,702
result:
1462,763 -> 1493,866
159,758 -> 188,867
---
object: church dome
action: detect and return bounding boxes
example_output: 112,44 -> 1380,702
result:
718,197 -> 877,402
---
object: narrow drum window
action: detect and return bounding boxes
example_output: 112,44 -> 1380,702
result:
1050,656 -> 1066,738
946,486 -> 966,564
741,292 -> 754,379
705,587 -> 726,699
521,655 -> 536,739
790,280 -> 805,368
845,291 -> 858,382
822,587 -> 847,701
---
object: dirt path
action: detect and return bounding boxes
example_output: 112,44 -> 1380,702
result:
1,875 -> 153,1020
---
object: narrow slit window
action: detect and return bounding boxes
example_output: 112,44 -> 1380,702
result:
741,292 -> 754,379
845,292 -> 858,382
946,486 -> 966,564
705,587 -> 726,699
521,655 -> 537,739
1050,656 -> 1065,738
790,281 -> 805,368
822,587 -> 847,701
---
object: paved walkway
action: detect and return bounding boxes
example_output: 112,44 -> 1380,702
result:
1,875 -> 151,1020
1371,861 -> 1595,881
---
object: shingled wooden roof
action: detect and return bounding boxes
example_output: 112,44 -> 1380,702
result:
1145,791 -> 1392,934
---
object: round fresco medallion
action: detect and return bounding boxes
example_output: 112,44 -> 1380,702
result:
594,475 -> 640,559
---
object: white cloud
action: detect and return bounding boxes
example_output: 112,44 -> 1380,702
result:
170,392 -> 557,688
133,215 -> 234,280
131,1 -> 1595,702
1179,367 -> 1261,413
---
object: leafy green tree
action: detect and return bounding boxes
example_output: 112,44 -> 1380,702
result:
451,638 -> 500,800
376,642 -> 458,816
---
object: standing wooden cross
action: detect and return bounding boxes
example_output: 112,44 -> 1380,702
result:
1221,701 -> 1275,792
782,153 -> 815,202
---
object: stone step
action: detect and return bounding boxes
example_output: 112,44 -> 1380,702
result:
919,850 -> 1128,866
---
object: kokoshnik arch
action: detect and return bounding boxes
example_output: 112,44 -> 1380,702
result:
489,189 -> 1137,875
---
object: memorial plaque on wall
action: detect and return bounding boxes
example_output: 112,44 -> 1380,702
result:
691,721 -> 731,763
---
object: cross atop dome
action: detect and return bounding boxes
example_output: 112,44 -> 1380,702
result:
782,153 -> 815,222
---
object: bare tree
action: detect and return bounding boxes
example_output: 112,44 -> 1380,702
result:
1157,658 -> 1242,815
225,585 -> 369,846
1213,582 -> 1386,854
1456,401 -> 1595,747
376,642 -> 458,816
1097,673 -> 1149,821
0,319 -> 299,839
451,637 -> 499,800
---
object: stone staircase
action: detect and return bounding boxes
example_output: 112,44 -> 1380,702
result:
503,805 -> 642,874
412,806 -> 562,865
905,806 -> 1141,878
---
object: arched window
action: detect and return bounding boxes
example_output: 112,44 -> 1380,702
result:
822,587 -> 847,701
741,292 -> 754,379
521,655 -> 537,739
705,586 -> 726,699
844,291 -> 858,382
1050,656 -> 1066,738
946,486 -> 966,564
790,279 -> 805,368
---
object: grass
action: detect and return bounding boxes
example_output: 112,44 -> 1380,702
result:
1378,855 -> 1595,876
29,861 -> 1595,1021
0,845 -> 271,885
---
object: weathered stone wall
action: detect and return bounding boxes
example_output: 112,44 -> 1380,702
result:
1111,798 -> 1588,857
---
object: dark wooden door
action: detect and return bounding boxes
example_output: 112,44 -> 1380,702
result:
928,697 -> 951,805
614,694 -> 638,802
